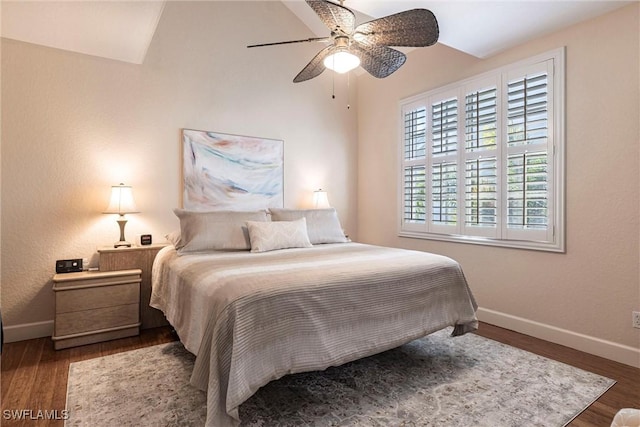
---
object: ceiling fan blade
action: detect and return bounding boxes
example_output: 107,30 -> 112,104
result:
293,46 -> 334,83
351,43 -> 406,79
247,37 -> 330,49
306,0 -> 356,35
353,9 -> 439,47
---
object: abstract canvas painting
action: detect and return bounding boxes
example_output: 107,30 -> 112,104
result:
182,129 -> 284,211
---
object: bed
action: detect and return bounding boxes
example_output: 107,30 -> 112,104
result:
150,208 -> 478,426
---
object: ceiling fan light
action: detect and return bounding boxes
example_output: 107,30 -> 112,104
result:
323,51 -> 360,74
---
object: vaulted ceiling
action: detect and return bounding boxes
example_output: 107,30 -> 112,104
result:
0,1 -> 633,64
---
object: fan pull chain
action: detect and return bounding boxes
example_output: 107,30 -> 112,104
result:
329,72 -> 351,110
347,71 -> 351,109
332,71 -> 335,99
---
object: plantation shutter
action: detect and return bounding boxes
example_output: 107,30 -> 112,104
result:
503,61 -> 554,242
465,87 -> 498,151
398,49 -> 563,251
404,107 -> 427,160
403,165 -> 426,224
431,162 -> 457,225
465,157 -> 498,233
429,94 -> 458,233
463,83 -> 499,237
506,153 -> 548,229
401,103 -> 427,230
432,98 -> 458,155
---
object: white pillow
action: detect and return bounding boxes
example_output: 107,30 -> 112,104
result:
246,218 -> 313,253
173,209 -> 268,254
269,208 -> 349,244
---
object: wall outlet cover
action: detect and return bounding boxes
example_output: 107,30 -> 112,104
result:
633,311 -> 640,329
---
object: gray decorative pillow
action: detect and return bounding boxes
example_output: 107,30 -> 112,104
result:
246,218 -> 313,253
173,209 -> 268,254
268,208 -> 349,244
164,230 -> 181,246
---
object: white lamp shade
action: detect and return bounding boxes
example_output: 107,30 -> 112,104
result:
313,189 -> 330,209
104,183 -> 139,215
323,51 -> 360,74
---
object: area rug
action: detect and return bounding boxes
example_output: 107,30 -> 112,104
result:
65,328 -> 615,426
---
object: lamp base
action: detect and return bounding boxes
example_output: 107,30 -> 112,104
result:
114,240 -> 132,248
114,217 -> 132,248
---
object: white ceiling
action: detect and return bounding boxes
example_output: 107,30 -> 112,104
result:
283,0 -> 633,58
1,1 -> 166,64
0,0 -> 633,64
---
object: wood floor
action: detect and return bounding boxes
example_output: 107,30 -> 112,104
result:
1,322 -> 638,426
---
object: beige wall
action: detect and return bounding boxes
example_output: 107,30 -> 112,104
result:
1,2 -> 358,330
357,4 -> 639,364
1,1 -> 638,366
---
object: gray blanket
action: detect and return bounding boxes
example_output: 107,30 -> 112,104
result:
151,243 -> 478,426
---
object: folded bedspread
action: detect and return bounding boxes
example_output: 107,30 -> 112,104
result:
151,242 -> 478,426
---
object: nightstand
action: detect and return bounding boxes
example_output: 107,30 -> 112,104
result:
98,244 -> 169,329
52,269 -> 142,350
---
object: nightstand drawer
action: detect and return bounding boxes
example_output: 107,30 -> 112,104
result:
99,245 -> 169,329
55,303 -> 139,336
55,282 -> 139,313
52,270 -> 142,289
52,269 -> 142,349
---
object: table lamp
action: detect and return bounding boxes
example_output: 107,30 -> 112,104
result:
103,183 -> 139,248
313,189 -> 330,209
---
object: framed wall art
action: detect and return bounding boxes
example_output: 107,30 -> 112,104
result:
182,129 -> 284,211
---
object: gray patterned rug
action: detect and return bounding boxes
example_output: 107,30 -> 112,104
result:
65,328 -> 614,426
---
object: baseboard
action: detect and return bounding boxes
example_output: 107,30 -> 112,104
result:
3,320 -> 54,343
4,312 -> 639,369
477,307 -> 640,369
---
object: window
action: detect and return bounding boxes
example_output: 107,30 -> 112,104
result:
399,49 -> 565,252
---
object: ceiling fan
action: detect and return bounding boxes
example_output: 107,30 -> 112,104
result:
247,0 -> 439,83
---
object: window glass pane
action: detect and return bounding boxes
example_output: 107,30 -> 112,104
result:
465,87 -> 497,151
404,107 -> 427,160
465,157 -> 497,227
404,166 -> 426,223
432,98 -> 457,155
507,152 -> 548,229
431,162 -> 457,224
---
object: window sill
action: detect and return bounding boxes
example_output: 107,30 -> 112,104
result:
398,230 -> 565,253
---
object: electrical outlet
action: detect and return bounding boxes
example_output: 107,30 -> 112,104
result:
633,311 -> 640,329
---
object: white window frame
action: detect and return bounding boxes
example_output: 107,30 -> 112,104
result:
398,48 -> 565,252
